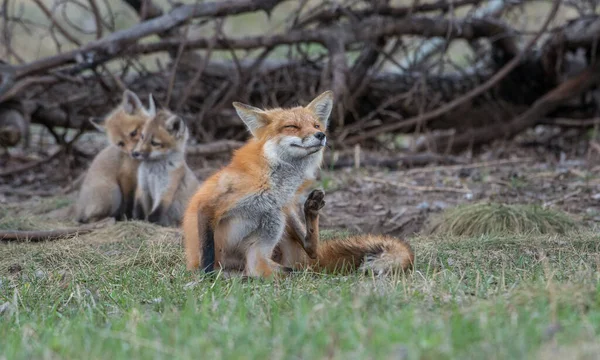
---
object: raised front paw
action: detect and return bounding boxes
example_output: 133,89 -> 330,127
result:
304,189 -> 325,215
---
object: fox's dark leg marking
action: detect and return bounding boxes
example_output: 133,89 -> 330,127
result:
148,204 -> 164,224
201,226 -> 215,273
122,192 -> 135,220
132,197 -> 145,220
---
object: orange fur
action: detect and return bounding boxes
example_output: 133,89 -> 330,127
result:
183,91 -> 333,277
74,90 -> 153,223
308,235 -> 413,274
276,191 -> 414,275
132,108 -> 200,226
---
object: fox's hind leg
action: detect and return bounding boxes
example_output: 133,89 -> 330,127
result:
245,242 -> 292,278
243,213 -> 291,278
75,181 -> 122,223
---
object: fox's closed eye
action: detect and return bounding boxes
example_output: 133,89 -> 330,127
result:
117,141 -> 125,147
284,125 -> 299,130
151,139 -> 162,147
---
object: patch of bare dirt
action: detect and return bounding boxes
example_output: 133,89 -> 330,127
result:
1,127 -> 599,239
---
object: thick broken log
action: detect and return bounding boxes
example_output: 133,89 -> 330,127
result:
431,61 -> 600,152
344,0 -> 560,145
0,101 -> 29,149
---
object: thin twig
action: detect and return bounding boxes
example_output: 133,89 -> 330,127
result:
0,148 -> 64,177
88,0 -> 104,39
364,176 -> 472,193
0,218 -> 115,242
185,140 -> 245,156
32,0 -> 81,46
403,158 -> 536,175
543,189 -> 582,207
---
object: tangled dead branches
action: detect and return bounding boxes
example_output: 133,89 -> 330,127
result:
1,0 -> 600,154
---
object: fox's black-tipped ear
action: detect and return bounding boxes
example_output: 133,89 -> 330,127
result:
306,90 -> 333,129
165,115 -> 185,137
232,102 -> 268,136
121,89 -> 144,115
147,94 -> 157,116
89,117 -> 106,132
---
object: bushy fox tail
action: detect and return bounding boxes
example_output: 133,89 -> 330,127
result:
312,235 -> 414,275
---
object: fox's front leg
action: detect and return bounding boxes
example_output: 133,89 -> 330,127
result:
132,186 -> 148,221
244,214 -> 291,278
148,167 -> 185,226
118,172 -> 137,220
121,189 -> 135,220
302,189 -> 325,257
285,189 -> 325,259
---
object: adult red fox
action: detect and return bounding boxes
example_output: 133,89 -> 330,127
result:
183,91 -> 414,277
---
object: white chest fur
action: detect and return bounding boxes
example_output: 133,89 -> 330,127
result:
138,159 -> 178,212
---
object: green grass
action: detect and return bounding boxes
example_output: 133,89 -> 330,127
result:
428,203 -> 578,237
1,217 -> 600,359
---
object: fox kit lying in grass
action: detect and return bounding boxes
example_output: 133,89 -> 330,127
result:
275,189 -> 414,275
132,107 -> 200,227
183,91 -> 334,278
74,90 -> 155,223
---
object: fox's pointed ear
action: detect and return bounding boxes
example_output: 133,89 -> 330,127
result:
232,102 -> 268,136
121,90 -> 144,115
147,94 -> 156,117
89,117 -> 106,132
165,115 -> 185,137
306,90 -> 333,129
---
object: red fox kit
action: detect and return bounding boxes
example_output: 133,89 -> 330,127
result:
132,107 -> 200,227
183,91 -> 333,278
74,90 -> 155,223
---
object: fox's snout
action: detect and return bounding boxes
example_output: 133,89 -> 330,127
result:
314,132 -> 325,141
131,150 -> 148,160
303,131 -> 326,147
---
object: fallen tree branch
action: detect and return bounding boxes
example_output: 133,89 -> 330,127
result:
539,117 -> 600,127
435,60 -> 600,152
0,148 -> 64,177
186,140 -> 245,156
324,152 -> 467,169
296,0 -> 485,27
134,16 -> 516,54
364,176 -> 472,193
0,218 -> 115,242
403,157 -> 535,175
543,15 -> 600,80
344,0 -> 561,145
14,0 -> 286,78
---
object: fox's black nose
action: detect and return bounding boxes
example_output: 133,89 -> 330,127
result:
314,132 -> 326,141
